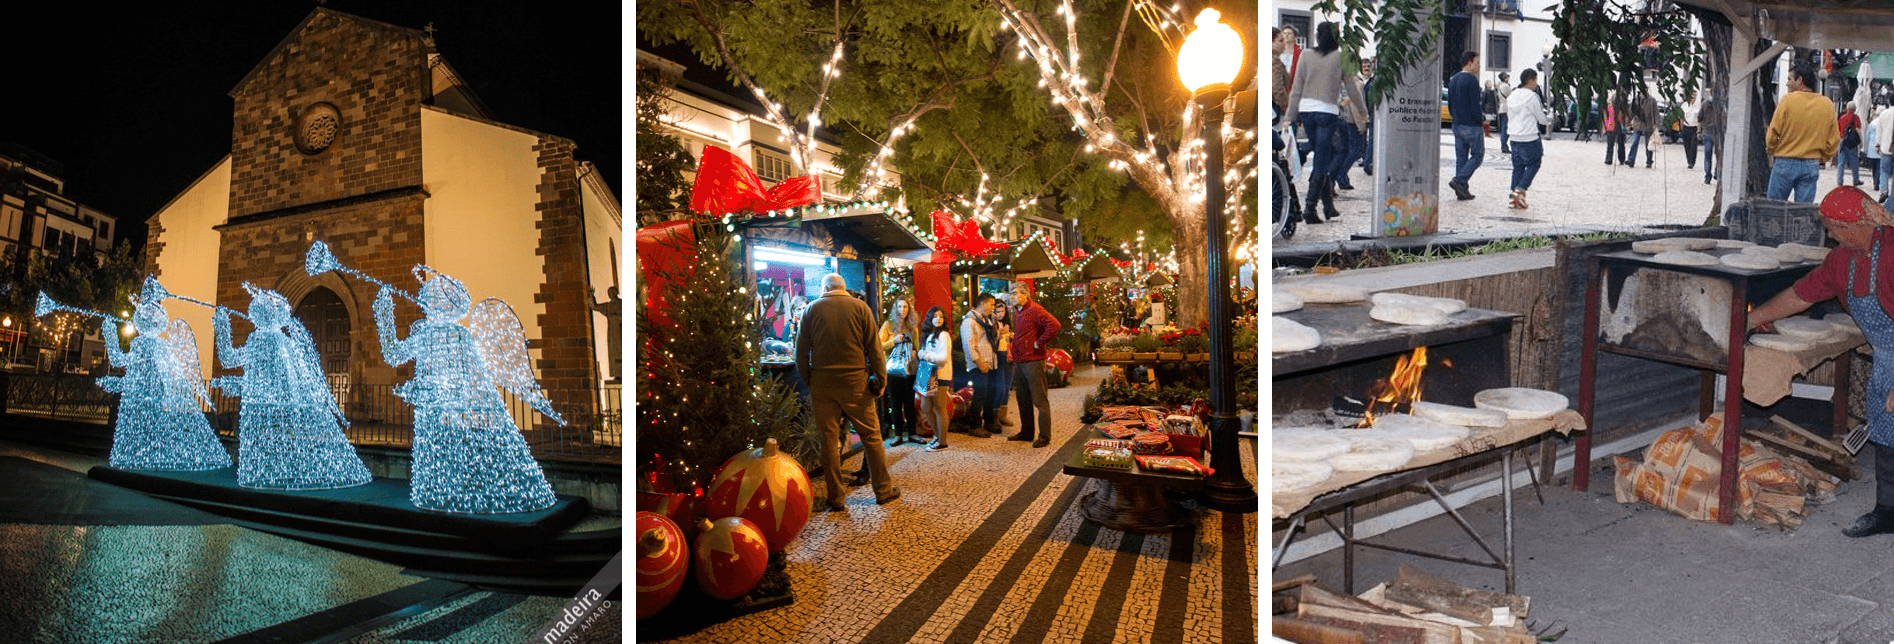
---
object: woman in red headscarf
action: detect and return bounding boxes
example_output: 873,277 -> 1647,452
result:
1750,185 -> 1894,537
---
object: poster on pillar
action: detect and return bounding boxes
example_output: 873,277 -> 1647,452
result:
1372,11 -> 1444,238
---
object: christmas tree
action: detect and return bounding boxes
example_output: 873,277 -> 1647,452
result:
636,222 -> 804,496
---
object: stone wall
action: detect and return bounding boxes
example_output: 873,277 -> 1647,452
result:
532,137 -> 601,393
226,9 -> 426,218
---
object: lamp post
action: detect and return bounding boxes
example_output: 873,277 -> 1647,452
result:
1178,9 -> 1256,513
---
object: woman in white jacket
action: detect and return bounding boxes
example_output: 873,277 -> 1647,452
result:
917,305 -> 954,452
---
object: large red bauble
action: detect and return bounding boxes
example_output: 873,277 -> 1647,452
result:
1047,349 -> 1074,380
634,512 -> 688,619
703,438 -> 814,553
693,517 -> 769,601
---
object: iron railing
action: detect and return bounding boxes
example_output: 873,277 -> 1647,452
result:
3,373 -> 621,463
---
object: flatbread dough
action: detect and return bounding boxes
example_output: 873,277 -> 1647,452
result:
1278,282 -> 1369,304
1370,292 -> 1468,315
1749,333 -> 1815,352
1649,250 -> 1720,266
1329,436 -> 1416,472
1828,314 -> 1859,335
1778,242 -> 1831,262
1273,460 -> 1334,493
1367,414 -> 1473,451
1273,290 -> 1304,313
1719,252 -> 1780,271
1273,316 -> 1321,353
1633,237 -> 1716,254
1411,401 -> 1511,428
1473,387 -> 1570,420
1370,302 -> 1450,326
1272,428 -> 1357,462
1773,317 -> 1840,339
1714,239 -> 1757,249
1739,246 -> 1792,264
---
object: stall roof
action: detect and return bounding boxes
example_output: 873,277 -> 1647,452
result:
1077,254 -> 1121,281
799,207 -> 933,252
1678,0 -> 1894,50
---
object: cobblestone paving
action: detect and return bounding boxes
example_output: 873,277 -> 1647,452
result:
1278,132 -> 1727,246
640,364 -> 1260,643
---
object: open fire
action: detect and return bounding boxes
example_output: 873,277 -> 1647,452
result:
1359,347 -> 1453,427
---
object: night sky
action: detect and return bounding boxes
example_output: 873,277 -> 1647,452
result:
2,1 -> 621,253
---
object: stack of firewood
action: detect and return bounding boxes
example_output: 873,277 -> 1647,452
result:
1742,415 -> 1859,482
1273,565 -> 1551,644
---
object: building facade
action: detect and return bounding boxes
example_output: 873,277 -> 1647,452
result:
147,9 -> 619,395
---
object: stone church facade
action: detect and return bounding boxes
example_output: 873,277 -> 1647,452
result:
147,9 -> 619,404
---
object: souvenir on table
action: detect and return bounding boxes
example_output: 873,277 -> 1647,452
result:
1134,455 -> 1212,476
1082,440 -> 1133,470
1129,432 -> 1173,455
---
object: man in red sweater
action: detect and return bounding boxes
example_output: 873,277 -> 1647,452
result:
1008,280 -> 1063,448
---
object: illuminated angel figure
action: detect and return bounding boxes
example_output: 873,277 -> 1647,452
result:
373,266 -> 561,514
96,277 -> 231,471
213,284 -> 371,490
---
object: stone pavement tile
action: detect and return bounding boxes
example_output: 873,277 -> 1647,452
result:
1279,134 -> 1721,247
0,524 -> 417,643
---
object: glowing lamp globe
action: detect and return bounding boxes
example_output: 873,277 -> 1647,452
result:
1176,9 -> 1243,95
692,517 -> 770,601
1047,349 -> 1074,381
634,512 -> 688,619
704,438 -> 814,553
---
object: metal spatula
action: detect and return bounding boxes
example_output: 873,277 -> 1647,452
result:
1845,423 -> 1871,455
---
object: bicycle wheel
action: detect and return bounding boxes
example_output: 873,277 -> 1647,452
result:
1273,162 -> 1299,240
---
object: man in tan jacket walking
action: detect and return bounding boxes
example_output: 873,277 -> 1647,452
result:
796,274 -> 900,509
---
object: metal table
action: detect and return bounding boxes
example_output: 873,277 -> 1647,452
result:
1062,428 -> 1206,534
1574,249 -> 1840,524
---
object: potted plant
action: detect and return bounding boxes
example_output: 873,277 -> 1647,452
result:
1131,333 -> 1162,362
1095,327 -> 1136,362
1179,332 -> 1209,361
1156,328 -> 1187,362
1233,323 -> 1257,362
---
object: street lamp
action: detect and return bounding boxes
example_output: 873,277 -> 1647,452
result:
1178,8 -> 1256,513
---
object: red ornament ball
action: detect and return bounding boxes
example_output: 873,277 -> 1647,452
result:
634,512 -> 688,619
1047,349 -> 1074,380
692,517 -> 770,601
704,438 -> 814,553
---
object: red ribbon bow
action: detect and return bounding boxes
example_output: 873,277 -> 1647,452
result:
929,211 -> 1009,263
689,145 -> 822,216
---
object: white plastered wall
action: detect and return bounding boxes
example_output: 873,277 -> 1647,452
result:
419,109 -> 545,371
580,172 -> 621,383
147,156 -> 233,379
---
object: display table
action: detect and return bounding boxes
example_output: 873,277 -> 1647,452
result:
1061,427 -> 1206,534
1271,410 -> 1584,594
1574,249 -> 1855,524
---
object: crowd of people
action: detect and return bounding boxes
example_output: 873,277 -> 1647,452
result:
794,274 -> 1064,512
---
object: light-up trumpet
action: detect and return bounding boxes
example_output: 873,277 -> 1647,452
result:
144,280 -> 250,320
304,241 -> 424,305
35,292 -> 115,321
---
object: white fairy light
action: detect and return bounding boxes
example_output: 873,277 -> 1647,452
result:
213,283 -> 371,490
315,243 -> 562,514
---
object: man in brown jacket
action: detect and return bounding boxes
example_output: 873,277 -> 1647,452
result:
796,274 -> 900,509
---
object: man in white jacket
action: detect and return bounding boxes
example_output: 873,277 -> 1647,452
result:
1874,104 -> 1894,200
959,293 -> 1000,438
1506,69 -> 1552,209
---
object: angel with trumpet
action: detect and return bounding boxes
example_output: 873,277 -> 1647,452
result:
212,283 -> 372,490
39,277 -> 231,471
306,241 -> 561,513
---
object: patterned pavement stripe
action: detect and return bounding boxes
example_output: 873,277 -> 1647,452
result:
1080,530 -> 1147,644
855,427 -> 1094,644
1006,516 -> 1104,644
1222,508 -> 1255,644
1149,520 -> 1197,644
937,477 -> 1088,644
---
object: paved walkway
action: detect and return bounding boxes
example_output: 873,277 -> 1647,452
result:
0,439 -> 620,643
642,363 -> 1261,644
1277,130 -> 1734,247
1276,446 -> 1894,644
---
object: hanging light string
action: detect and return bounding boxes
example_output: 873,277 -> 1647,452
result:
990,0 -> 1257,250
689,2 -> 853,178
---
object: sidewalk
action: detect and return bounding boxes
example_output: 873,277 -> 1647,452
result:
1276,130 -> 1726,248
1275,449 -> 1894,643
0,438 -> 620,643
641,363 -> 1260,644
